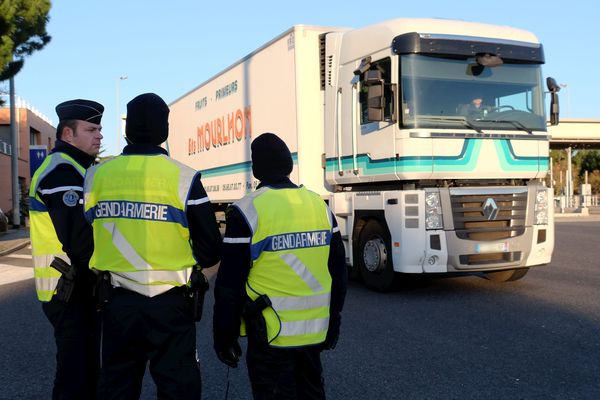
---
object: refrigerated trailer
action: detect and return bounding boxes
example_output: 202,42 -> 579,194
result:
168,18 -> 560,290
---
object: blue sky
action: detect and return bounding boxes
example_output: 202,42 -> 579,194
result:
4,0 -> 599,156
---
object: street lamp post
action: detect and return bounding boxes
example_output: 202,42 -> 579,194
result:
116,75 -> 128,152
9,76 -> 20,228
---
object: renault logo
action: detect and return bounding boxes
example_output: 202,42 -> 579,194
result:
483,198 -> 499,220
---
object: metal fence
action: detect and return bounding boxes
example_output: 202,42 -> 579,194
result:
554,194 -> 600,211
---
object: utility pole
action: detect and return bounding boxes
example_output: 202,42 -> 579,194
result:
116,75 -> 128,151
9,76 -> 20,228
566,147 -> 573,207
549,156 -> 553,191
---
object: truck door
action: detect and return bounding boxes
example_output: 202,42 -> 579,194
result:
355,56 -> 398,183
332,54 -> 397,185
332,60 -> 363,184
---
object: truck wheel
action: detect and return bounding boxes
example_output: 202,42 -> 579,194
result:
485,268 -> 529,282
358,220 -> 395,292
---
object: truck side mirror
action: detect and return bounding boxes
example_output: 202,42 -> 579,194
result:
546,77 -> 560,126
365,70 -> 385,121
546,77 -> 560,92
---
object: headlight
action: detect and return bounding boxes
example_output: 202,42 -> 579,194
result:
534,189 -> 548,225
425,192 -> 443,230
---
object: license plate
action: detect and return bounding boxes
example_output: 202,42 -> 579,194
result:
475,242 -> 509,254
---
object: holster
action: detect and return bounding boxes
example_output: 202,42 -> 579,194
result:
187,268 -> 209,322
50,258 -> 76,303
243,294 -> 271,345
94,271 -> 113,310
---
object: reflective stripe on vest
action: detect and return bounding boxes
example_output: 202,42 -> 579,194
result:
235,187 -> 333,347
29,153 -> 85,302
83,155 -> 198,297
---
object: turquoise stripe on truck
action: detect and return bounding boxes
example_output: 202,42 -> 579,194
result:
325,139 -> 547,174
200,153 -> 298,178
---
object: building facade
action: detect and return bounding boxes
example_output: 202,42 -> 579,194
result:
0,103 -> 55,221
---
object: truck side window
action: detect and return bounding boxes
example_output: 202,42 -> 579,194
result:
359,57 -> 392,124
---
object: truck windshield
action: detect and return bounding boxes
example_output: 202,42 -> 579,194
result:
400,54 -> 547,132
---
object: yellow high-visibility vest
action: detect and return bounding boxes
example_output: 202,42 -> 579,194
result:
29,152 -> 86,302
235,186 -> 333,347
83,154 -> 199,297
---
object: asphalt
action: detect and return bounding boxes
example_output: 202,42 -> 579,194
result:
0,207 -> 598,258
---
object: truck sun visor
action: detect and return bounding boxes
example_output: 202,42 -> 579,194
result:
392,32 -> 544,64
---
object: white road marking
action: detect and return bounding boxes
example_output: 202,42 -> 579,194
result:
0,264 -> 34,285
5,254 -> 32,260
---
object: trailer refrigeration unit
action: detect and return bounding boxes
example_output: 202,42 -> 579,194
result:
168,18 -> 560,291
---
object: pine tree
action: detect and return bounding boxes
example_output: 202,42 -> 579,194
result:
0,0 -> 51,102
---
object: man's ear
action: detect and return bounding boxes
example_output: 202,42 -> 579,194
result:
61,126 -> 74,144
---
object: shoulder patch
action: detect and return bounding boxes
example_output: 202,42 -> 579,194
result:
62,190 -> 79,207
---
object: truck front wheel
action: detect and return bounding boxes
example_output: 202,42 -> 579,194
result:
358,220 -> 396,292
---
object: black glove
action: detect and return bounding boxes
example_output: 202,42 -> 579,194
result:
323,314 -> 341,350
216,340 -> 242,368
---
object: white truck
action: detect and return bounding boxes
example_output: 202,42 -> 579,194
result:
168,18 -> 559,291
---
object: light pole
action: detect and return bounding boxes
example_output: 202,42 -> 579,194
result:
559,83 -> 570,118
9,76 -> 20,228
116,75 -> 128,152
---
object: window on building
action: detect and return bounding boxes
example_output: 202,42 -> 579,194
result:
0,125 -> 11,155
0,125 -> 10,144
30,127 -> 40,145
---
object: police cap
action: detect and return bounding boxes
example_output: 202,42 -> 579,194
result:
55,99 -> 104,125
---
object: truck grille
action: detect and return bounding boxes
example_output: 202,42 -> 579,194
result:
459,252 -> 522,265
451,191 -> 528,241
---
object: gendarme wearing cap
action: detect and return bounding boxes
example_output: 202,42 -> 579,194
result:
55,99 -> 104,156
55,99 -> 104,125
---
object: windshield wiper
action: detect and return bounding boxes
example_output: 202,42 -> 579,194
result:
478,119 -> 532,134
417,116 -> 483,133
460,119 -> 483,133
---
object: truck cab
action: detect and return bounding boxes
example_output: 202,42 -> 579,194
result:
322,19 -> 557,290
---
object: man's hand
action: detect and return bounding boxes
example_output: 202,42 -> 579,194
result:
322,314 -> 341,350
216,340 -> 242,368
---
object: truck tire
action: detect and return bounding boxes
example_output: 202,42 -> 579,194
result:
358,220 -> 396,291
485,268 -> 529,282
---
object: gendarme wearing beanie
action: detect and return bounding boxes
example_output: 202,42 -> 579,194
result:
251,132 -> 293,182
125,93 -> 169,145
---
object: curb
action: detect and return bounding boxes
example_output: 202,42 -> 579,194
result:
0,239 -> 31,257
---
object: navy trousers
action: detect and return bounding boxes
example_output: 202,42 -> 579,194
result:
246,339 -> 326,400
96,287 -> 201,400
43,288 -> 100,400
